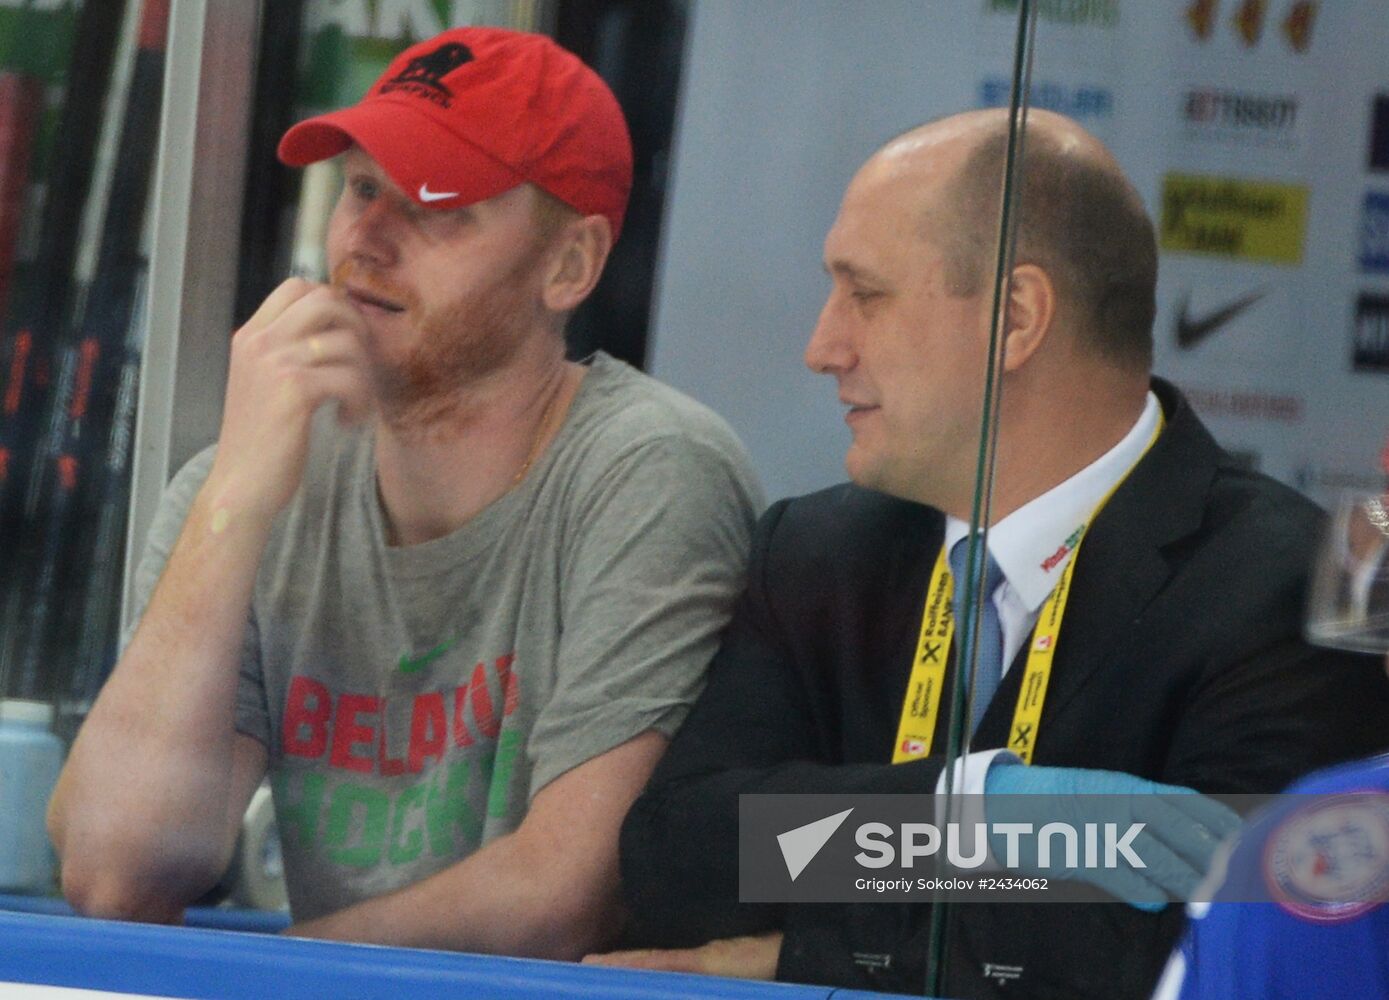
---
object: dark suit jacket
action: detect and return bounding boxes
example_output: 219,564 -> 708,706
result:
620,381 -> 1389,999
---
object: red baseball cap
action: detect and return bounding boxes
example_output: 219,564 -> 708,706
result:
278,27 -> 633,237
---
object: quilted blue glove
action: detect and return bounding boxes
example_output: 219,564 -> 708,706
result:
983,763 -> 1242,910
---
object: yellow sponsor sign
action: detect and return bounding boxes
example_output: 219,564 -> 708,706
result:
1160,174 -> 1308,264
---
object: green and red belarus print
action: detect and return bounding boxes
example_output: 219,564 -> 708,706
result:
274,652 -> 521,869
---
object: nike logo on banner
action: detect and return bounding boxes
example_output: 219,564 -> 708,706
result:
1174,289 -> 1266,348
418,183 -> 459,203
777,808 -> 854,881
398,638 -> 456,674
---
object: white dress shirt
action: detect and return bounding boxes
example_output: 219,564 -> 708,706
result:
937,390 -> 1162,796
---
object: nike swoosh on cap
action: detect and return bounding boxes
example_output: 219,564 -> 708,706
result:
1174,289 -> 1266,349
418,183 -> 460,203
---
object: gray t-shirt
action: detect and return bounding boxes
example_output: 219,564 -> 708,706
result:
129,353 -> 762,920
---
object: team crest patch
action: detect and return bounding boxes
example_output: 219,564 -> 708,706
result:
1263,792 -> 1389,922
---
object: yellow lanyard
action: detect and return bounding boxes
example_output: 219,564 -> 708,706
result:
892,414 -> 1164,765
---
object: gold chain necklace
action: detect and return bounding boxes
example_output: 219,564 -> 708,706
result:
512,377 -> 564,487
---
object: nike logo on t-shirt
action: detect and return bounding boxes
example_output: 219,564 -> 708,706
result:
398,638 -> 456,673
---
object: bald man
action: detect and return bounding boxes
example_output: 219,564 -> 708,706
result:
592,111 -> 1389,998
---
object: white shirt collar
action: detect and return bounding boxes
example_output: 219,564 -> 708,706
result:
944,390 -> 1161,612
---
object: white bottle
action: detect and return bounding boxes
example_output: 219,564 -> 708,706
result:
0,699 -> 63,893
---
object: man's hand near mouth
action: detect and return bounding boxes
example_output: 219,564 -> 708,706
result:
205,276 -> 377,526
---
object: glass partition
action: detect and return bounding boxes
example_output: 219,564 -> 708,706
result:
15,1 -> 1389,996
928,0 -> 1389,995
0,1 -> 167,725
926,3 -> 1037,992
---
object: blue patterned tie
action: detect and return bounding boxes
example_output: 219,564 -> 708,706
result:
950,538 -> 1007,733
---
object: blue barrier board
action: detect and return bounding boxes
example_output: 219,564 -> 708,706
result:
0,910 -> 906,999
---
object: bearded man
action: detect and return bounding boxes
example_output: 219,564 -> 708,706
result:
47,27 -> 761,959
